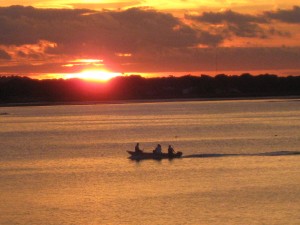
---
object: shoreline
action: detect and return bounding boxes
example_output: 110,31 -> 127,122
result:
1,96 -> 299,108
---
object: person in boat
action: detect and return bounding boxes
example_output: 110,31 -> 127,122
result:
168,145 -> 175,156
135,143 -> 143,153
154,144 -> 162,155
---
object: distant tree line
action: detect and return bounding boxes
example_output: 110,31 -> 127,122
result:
0,74 -> 300,104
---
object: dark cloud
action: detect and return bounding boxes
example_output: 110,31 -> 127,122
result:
227,22 -> 267,38
197,31 -> 224,47
265,6 -> 300,23
17,51 -> 27,58
186,6 -> 300,39
0,49 -> 11,60
268,27 -> 291,37
0,5 -> 221,57
187,10 -> 266,24
186,10 -> 270,38
0,5 -> 91,45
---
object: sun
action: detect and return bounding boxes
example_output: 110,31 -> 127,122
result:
66,70 -> 122,82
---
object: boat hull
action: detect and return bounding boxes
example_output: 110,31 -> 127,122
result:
127,150 -> 182,160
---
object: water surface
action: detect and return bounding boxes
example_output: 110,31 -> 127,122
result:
0,99 -> 300,224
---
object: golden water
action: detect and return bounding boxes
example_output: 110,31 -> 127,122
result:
1,99 -> 300,224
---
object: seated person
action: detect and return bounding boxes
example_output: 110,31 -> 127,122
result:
168,145 -> 175,156
154,144 -> 162,154
135,143 -> 143,153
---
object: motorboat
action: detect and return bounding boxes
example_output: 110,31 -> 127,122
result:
127,150 -> 182,160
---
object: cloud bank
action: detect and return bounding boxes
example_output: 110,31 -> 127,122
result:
264,6 -> 300,23
0,5 -> 299,75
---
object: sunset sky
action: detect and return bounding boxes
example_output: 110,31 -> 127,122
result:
0,1 -> 299,80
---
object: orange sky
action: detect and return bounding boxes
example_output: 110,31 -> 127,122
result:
0,1 -> 299,80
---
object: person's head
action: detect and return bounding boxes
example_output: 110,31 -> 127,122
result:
136,143 -> 139,146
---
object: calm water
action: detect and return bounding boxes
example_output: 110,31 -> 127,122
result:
0,99 -> 300,225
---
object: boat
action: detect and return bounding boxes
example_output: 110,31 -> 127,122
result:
127,150 -> 183,160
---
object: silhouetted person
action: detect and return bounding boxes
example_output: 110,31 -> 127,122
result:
168,145 -> 175,156
154,144 -> 162,155
135,143 -> 143,153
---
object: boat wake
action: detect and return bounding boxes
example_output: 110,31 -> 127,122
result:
255,151 -> 300,156
183,151 -> 300,158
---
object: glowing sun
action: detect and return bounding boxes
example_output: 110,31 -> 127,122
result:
66,70 -> 122,82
